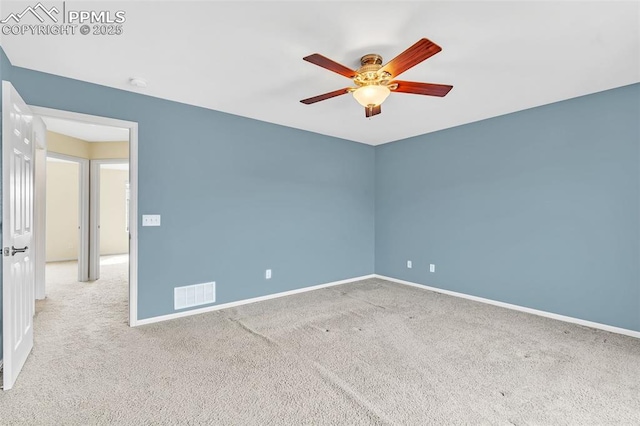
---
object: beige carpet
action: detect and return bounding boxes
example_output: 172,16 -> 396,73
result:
1,258 -> 639,424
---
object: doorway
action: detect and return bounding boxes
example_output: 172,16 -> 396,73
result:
1,83 -> 140,390
32,106 -> 139,327
44,152 -> 89,283
89,159 -> 131,281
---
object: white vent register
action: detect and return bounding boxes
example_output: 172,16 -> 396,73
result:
174,282 -> 216,310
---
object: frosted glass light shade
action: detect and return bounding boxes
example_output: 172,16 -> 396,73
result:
352,85 -> 391,107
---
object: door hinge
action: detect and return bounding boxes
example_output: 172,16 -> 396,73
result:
3,247 -> 9,257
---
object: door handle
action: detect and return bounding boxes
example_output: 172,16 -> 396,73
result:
11,246 -> 28,256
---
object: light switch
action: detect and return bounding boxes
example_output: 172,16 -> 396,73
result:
142,215 -> 161,227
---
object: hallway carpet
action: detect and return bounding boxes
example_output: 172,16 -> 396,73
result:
1,259 -> 639,424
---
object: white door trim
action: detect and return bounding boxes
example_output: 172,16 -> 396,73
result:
89,158 -> 129,281
33,118 -> 47,300
46,152 -> 89,282
30,106 -> 139,327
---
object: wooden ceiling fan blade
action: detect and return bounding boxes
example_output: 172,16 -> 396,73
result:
303,54 -> 357,78
300,88 -> 351,105
380,38 -> 442,78
365,105 -> 381,117
391,81 -> 453,97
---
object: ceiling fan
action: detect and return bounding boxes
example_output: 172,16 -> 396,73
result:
300,38 -> 453,117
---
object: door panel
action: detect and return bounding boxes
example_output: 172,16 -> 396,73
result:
3,81 -> 35,391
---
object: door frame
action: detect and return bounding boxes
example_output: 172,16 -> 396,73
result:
33,117 -> 47,300
30,106 -> 139,327
89,158 -> 130,281
45,152 -> 90,282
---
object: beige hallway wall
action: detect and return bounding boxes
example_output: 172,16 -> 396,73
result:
47,131 -> 129,159
46,131 -> 130,258
100,168 -> 129,255
46,160 -> 79,262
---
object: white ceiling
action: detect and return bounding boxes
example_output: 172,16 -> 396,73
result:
41,116 -> 129,142
2,1 -> 639,145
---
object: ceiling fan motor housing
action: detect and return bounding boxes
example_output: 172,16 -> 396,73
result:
360,54 -> 383,66
354,54 -> 391,88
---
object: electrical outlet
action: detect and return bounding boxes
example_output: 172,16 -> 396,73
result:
265,269 -> 272,279
430,264 -> 436,273
407,260 -> 412,269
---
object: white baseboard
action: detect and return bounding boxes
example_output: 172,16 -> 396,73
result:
136,274 -> 376,326
375,274 -> 640,339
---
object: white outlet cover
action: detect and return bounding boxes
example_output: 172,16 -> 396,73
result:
407,261 -> 412,269
265,269 -> 272,279
430,264 -> 436,273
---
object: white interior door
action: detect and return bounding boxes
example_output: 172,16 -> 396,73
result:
2,81 -> 35,390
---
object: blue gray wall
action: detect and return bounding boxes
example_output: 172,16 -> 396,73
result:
0,55 -> 375,324
0,49 -> 638,366
376,84 -> 640,332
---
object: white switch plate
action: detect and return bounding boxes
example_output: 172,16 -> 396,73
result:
265,269 -> 272,279
142,215 -> 161,227
407,260 -> 412,269
430,264 -> 436,273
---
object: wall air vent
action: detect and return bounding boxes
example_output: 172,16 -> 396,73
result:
174,282 -> 216,310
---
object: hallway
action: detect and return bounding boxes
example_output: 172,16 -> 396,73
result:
39,254 -> 129,326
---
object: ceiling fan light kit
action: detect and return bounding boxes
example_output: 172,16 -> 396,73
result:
352,85 -> 391,108
300,38 -> 453,118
